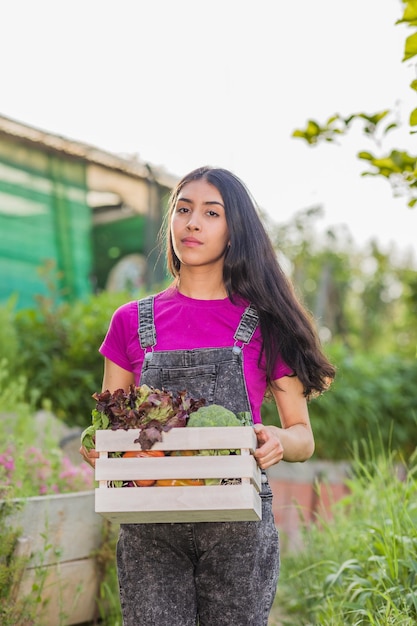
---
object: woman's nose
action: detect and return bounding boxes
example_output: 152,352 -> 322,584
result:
186,215 -> 201,230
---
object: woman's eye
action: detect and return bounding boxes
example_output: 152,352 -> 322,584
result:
207,210 -> 219,217
177,206 -> 189,213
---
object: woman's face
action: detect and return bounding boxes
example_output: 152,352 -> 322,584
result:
170,178 -> 230,272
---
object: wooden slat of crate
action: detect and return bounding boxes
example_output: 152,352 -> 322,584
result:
95,426 -> 257,452
95,483 -> 262,523
95,454 -> 261,490
94,427 -> 262,523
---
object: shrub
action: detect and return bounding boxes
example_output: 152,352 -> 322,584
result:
274,443 -> 417,625
262,344 -> 417,460
0,360 -> 93,499
13,290 -> 132,428
0,297 -> 19,372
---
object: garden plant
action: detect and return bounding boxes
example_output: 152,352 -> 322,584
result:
0,359 -> 94,625
274,442 -> 417,625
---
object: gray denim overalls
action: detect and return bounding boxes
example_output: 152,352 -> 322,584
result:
117,296 -> 280,626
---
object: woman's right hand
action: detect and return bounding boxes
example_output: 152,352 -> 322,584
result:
79,445 -> 99,468
79,358 -> 135,469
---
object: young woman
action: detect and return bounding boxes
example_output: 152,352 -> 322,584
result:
80,166 -> 335,625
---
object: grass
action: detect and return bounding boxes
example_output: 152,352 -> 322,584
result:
273,442 -> 417,625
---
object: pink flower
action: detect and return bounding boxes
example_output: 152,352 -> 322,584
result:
0,452 -> 15,473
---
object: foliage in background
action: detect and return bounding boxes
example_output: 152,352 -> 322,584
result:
269,206 -> 417,358
0,360 -> 95,624
0,360 -> 93,498
9,289 -> 134,428
292,1 -> 417,207
262,344 -> 417,460
0,497 -> 36,626
94,523 -> 122,626
286,0 -> 417,358
0,297 -> 19,372
262,206 -> 417,461
3,260 -> 170,428
274,444 -> 417,625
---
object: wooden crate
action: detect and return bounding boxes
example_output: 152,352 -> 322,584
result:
95,427 -> 262,523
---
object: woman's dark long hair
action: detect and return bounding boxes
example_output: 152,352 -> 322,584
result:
164,166 -> 336,397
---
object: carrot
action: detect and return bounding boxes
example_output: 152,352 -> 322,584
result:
156,450 -> 204,484
155,479 -> 204,486
123,450 -> 165,486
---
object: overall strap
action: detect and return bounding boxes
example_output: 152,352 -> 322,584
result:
138,295 -> 156,349
233,304 -> 259,345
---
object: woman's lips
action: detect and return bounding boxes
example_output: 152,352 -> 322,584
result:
181,237 -> 203,247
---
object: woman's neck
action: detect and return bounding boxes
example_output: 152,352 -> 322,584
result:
176,271 -> 227,301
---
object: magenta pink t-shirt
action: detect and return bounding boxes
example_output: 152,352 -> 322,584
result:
99,286 -> 292,423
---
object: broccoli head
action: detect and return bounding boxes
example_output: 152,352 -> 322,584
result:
187,404 -> 242,428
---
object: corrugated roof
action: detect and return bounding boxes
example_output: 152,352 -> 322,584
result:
0,113 -> 178,188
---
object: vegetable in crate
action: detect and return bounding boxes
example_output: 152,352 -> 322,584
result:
156,478 -> 205,486
187,404 -> 248,427
123,450 -> 165,486
187,404 -> 252,485
187,404 -> 248,454
81,383 -> 206,451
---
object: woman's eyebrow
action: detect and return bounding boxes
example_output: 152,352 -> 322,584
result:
177,196 -> 224,208
206,200 -> 225,208
177,195 -> 192,203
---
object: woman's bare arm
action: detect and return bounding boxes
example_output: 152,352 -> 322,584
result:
253,375 -> 315,469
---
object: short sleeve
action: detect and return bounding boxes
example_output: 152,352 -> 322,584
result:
99,302 -> 138,373
272,357 -> 293,381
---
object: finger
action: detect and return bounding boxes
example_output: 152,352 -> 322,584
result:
253,424 -> 268,445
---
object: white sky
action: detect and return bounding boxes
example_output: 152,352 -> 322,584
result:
2,0 -> 416,263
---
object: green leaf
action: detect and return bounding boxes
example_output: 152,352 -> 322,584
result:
410,79 -> 417,92
357,151 -> 374,161
410,107 -> 417,126
292,129 -> 305,138
391,149 -> 417,169
292,126 -> 319,145
372,157 -> 399,172
397,0 -> 417,25
344,114 -> 356,125
382,123 -> 398,135
326,114 -> 340,125
236,411 -> 253,426
357,110 -> 389,125
403,31 -> 417,61
306,119 -> 321,133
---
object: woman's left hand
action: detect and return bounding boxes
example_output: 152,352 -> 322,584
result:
79,445 -> 99,468
253,424 -> 284,469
